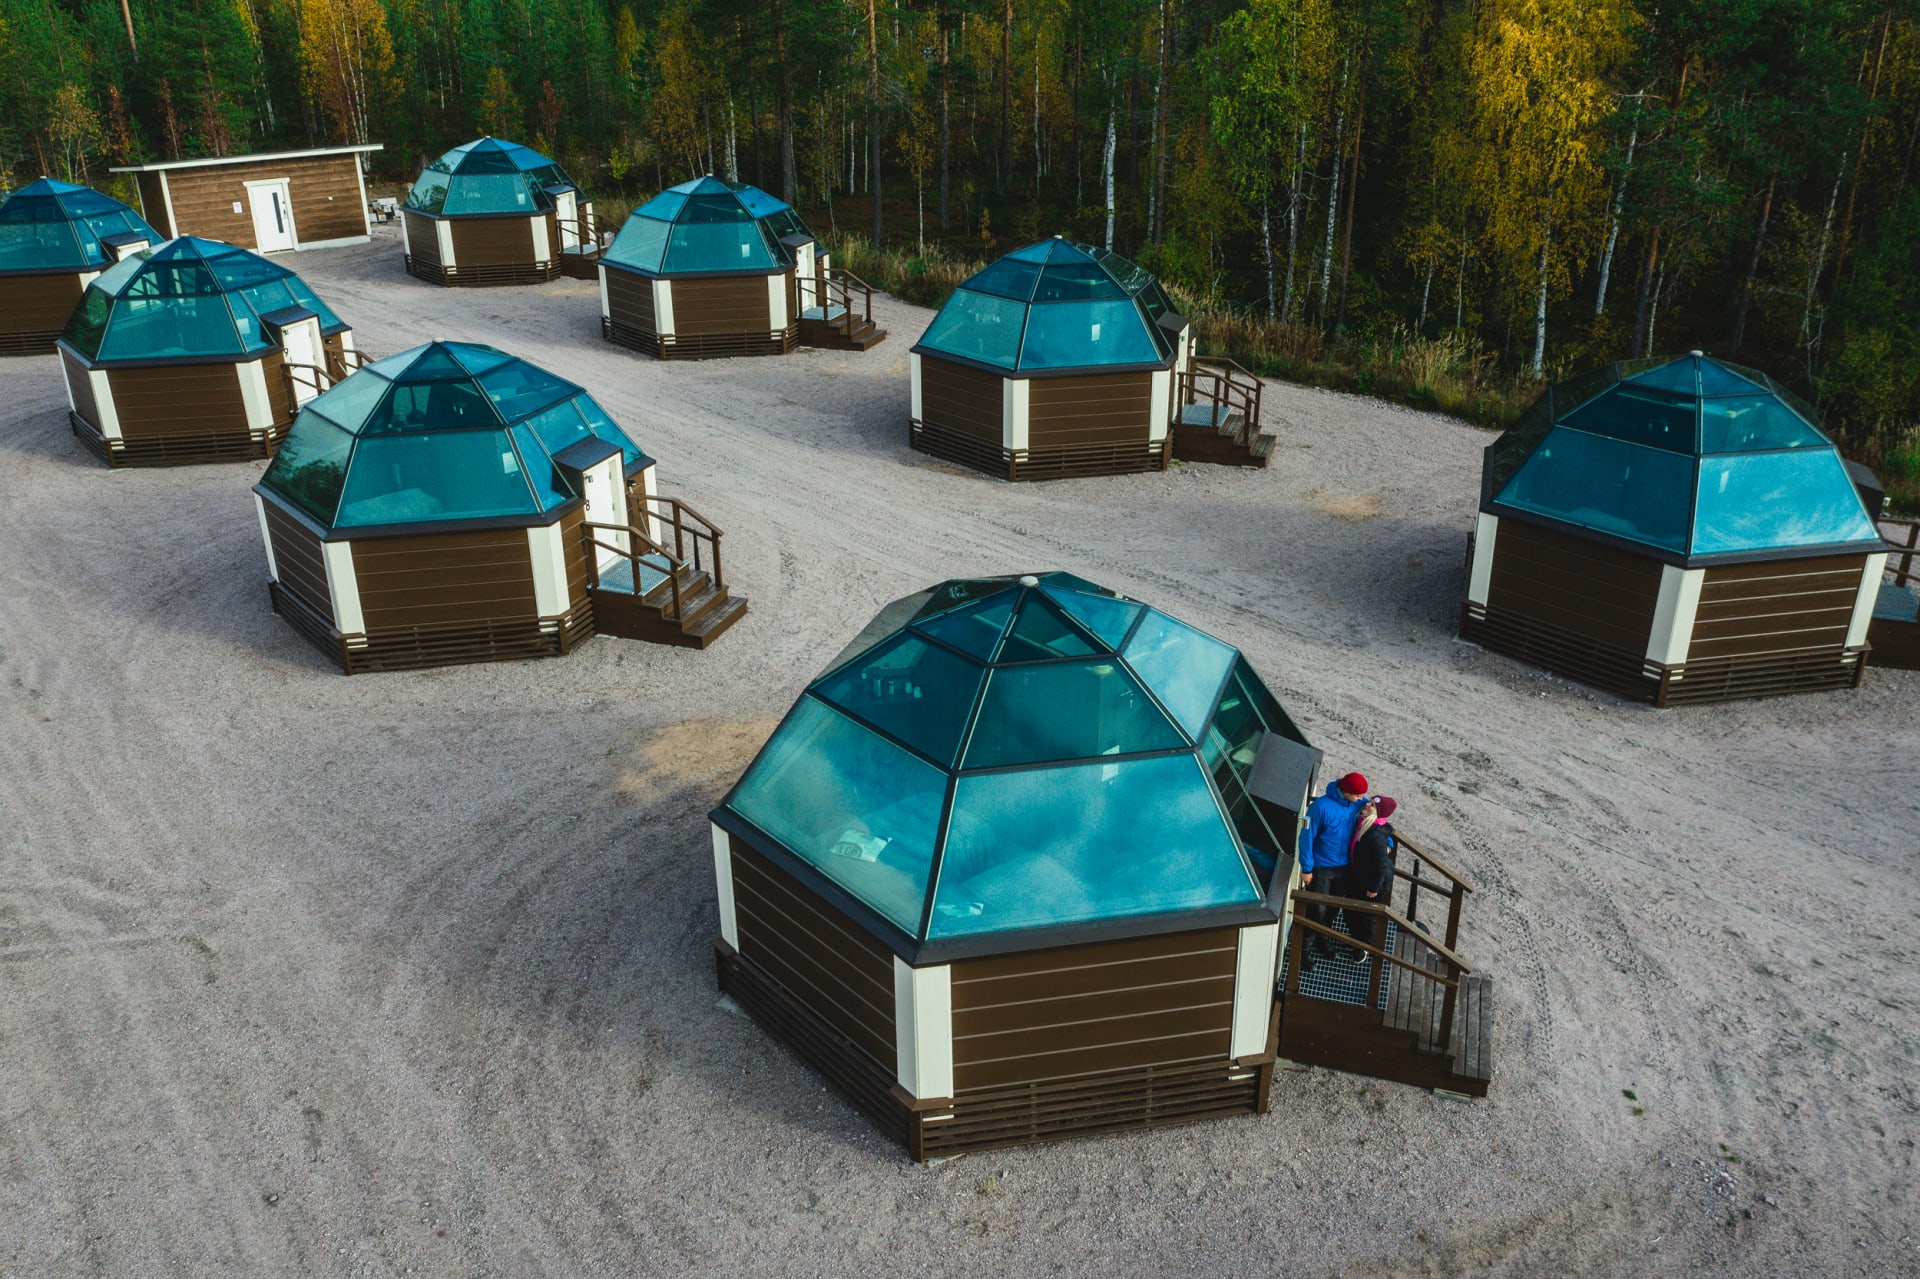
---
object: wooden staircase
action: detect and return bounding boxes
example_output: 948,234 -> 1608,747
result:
582,497 -> 747,650
797,267 -> 888,351
557,211 -> 619,280
1172,358 -> 1274,467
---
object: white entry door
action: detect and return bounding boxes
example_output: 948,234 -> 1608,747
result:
247,181 -> 296,253
579,455 -> 631,571
277,317 -> 324,404
552,189 -> 579,251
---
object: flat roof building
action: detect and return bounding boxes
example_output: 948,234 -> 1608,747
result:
111,146 -> 381,253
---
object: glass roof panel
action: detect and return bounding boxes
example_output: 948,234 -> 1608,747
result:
728,697 -> 948,937
259,412 -> 353,524
1033,260 -> 1128,302
635,190 -> 688,220
928,753 -> 1258,939
917,290 -> 1027,369
997,594 -> 1101,660
1699,395 -> 1826,453
1626,358 -> 1701,396
813,633 -> 986,767
442,173 -> 541,215
60,288 -> 113,359
961,659 -> 1183,769
1692,451 -> 1881,554
1495,426 -> 1694,553
509,423 -> 576,510
523,400 -> 593,458
333,429 -> 540,526
304,368 -> 393,434
662,219 -> 778,272
357,374 -> 502,436
476,359 -> 579,422
447,344 -> 514,376
1562,384 -> 1698,452
574,394 -> 650,470
963,257 -> 1042,301
1041,585 -> 1143,648
912,580 -> 1017,621
601,215 -> 669,272
912,592 -> 1016,658
97,290 -> 246,360
1697,361 -> 1766,396
1121,610 -> 1238,739
395,344 -> 471,381
1020,298 -> 1161,369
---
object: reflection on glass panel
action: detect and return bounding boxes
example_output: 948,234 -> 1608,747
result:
662,220 -> 777,272
998,595 -> 1099,660
509,424 -> 575,509
335,430 -> 538,526
443,173 -> 537,214
962,660 -> 1183,768
1019,299 -> 1160,368
1122,611 -> 1237,738
524,401 -> 592,457
0,219 -> 80,270
1564,385 -> 1697,452
930,754 -> 1257,938
1231,658 -> 1303,742
728,697 -> 948,936
476,360 -> 577,421
97,293 -> 243,360
635,191 -> 688,221
90,252 -> 146,298
912,592 -> 1016,658
1209,753 -> 1284,884
918,290 -> 1026,368
1496,427 -> 1694,552
1696,361 -> 1765,396
814,633 -> 986,766
1699,396 -> 1825,452
305,371 -> 392,434
61,289 -> 113,358
1032,260 -> 1127,302
262,414 -> 354,523
284,278 -> 348,332
604,216 -> 670,272
1041,585 -> 1142,648
574,395 -> 646,468
1626,359 -> 1700,396
406,170 -> 451,212
1206,672 -> 1265,781
1693,451 -> 1880,553
226,298 -> 264,352
964,257 -> 1042,301
449,345 -> 514,376
912,580 -> 1016,621
358,376 -> 500,435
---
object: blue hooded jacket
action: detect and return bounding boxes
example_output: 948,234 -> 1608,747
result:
1301,781 -> 1366,875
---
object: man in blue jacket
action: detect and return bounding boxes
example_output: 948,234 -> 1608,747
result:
1300,771 -> 1371,960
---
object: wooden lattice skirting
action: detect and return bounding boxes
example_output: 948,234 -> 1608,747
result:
271,582 -> 589,674
0,329 -> 63,357
71,410 -> 276,468
602,317 -> 795,360
268,580 -> 349,671
909,419 -> 1172,482
405,256 -> 557,287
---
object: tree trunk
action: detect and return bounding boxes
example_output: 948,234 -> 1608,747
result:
1283,122 -> 1304,323
1263,201 -> 1275,321
1419,257 -> 1433,332
1333,83 -> 1364,333
776,0 -> 795,204
1148,0 -> 1171,245
939,13 -> 951,228
869,0 -> 882,244
1629,226 -> 1661,358
1728,174 -> 1775,358
1800,158 -> 1846,380
1319,58 -> 1348,322
1103,94 -> 1117,250
120,0 -> 138,59
999,0 -> 1012,190
1595,114 -> 1638,316
1531,226 -> 1551,378
1834,9 -> 1892,285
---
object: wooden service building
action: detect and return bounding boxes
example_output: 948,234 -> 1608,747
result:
1461,352 -> 1889,705
111,146 -> 381,253
0,178 -> 158,355
59,236 -> 356,466
711,572 -> 1325,1159
401,138 -> 593,287
255,340 -> 745,673
909,238 -> 1197,481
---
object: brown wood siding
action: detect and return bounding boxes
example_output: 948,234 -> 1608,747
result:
919,355 -> 1004,444
261,349 -> 292,429
604,267 -> 656,333
348,527 -> 538,633
135,173 -> 173,237
1,271 -> 84,337
159,154 -> 366,247
262,499 -> 331,620
448,215 -> 537,269
730,839 -> 897,1068
1485,518 -> 1664,654
671,275 -> 772,337
947,927 -> 1239,1094
403,211 -> 441,267
559,506 -> 591,611
62,349 -> 101,427
105,361 -> 249,439
1690,555 -> 1867,660
1026,370 -> 1156,447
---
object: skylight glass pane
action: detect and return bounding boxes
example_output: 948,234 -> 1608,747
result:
963,257 -> 1042,301
524,400 -> 592,457
929,754 -> 1258,938
1626,359 -> 1700,395
1562,384 -> 1697,452
634,191 -> 687,220
912,592 -> 1015,658
603,216 -> 670,272
961,659 -> 1183,769
261,414 -> 354,524
661,220 -> 777,271
61,289 -> 113,358
813,633 -> 986,767
1692,451 -> 1880,553
912,580 -> 1016,621
1019,299 -> 1160,369
727,697 -> 947,937
997,595 -> 1099,660
1495,427 -> 1694,553
1041,585 -> 1142,648
1121,611 -> 1237,739
334,429 -> 538,526
1699,396 -> 1825,452
357,376 -> 501,435
447,344 -> 514,376
510,424 -> 575,510
443,173 -> 537,215
477,359 -> 577,421
574,395 -> 647,469
1696,361 -> 1765,396
1032,260 -> 1127,302
406,170 -> 450,213
304,369 -> 391,435
918,290 -> 1026,368
97,291 -> 243,360
0,214 -> 82,270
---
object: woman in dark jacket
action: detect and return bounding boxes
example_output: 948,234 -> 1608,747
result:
1345,796 -> 1398,950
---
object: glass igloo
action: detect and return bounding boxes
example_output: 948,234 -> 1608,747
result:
1485,351 -> 1882,560
261,340 -> 647,530
601,176 -> 812,276
0,178 -> 158,272
403,138 -> 576,217
915,238 -> 1179,372
62,236 -> 348,363
720,573 -> 1305,955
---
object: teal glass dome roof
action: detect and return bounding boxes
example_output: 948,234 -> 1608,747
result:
719,574 -> 1306,956
912,238 -> 1180,373
403,138 -> 576,217
1485,352 -> 1883,561
258,341 -> 651,531
0,178 -> 159,274
600,176 -> 812,276
60,236 -> 347,363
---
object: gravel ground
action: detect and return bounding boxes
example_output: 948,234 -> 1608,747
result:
1,226 -> 1917,1278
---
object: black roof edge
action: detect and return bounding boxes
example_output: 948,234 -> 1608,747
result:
599,259 -> 790,282
1481,502 -> 1887,568
258,305 -> 319,329
399,207 -> 555,222
551,436 -> 623,471
908,344 -> 1176,380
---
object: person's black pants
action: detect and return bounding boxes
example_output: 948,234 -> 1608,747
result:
1309,866 -> 1354,950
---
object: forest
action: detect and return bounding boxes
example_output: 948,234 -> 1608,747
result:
3,0 -> 1918,487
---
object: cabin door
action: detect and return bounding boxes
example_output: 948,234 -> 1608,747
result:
552,189 -> 579,251
578,455 -> 632,572
247,180 -> 296,252
276,317 -> 325,405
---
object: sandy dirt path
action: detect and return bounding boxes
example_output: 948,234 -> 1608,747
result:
1,227 -> 1916,1278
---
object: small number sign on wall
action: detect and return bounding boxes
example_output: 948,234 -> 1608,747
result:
232,201 -> 243,213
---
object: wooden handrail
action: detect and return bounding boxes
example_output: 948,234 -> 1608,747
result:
821,266 -> 875,335
1288,916 -> 1461,988
1393,832 -> 1475,894
583,519 -> 685,622
1883,517 -> 1919,589
1291,890 -> 1472,974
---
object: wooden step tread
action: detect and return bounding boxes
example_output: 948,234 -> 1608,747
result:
1449,973 -> 1494,1083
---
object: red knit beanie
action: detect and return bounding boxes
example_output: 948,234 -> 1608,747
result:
1339,772 -> 1368,796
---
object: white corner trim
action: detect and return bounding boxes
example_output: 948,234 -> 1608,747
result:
253,493 -> 279,579
1646,565 -> 1705,665
1467,513 -> 1500,606
654,279 -> 676,335
89,368 -> 122,440
158,172 -> 179,239
526,524 -> 570,617
597,265 -> 610,320
353,154 -> 371,237
894,958 -> 954,1100
434,220 -> 454,269
767,272 -> 788,331
1148,368 -> 1173,442
292,234 -> 371,251
1231,922 -> 1281,1059
712,825 -> 738,949
909,352 -> 923,421
399,210 -> 412,254
321,541 -> 364,635
1848,552 -> 1888,648
530,214 -> 551,265
236,359 -> 275,435
1005,377 -> 1029,450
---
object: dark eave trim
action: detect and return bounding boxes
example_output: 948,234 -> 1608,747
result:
599,259 -> 790,282
56,338 -> 277,372
252,483 -> 582,542
1481,502 -> 1885,568
400,207 -> 557,222
909,344 -> 1176,380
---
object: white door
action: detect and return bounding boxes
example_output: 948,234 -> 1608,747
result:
552,189 -> 579,251
247,181 -> 295,253
278,317 -> 323,404
579,455 -> 631,571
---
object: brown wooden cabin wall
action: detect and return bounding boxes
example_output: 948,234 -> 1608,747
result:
605,267 -> 656,332
0,272 -> 85,352
448,215 -> 537,269
1484,519 -> 1663,653
262,499 -> 331,620
947,927 -> 1238,1094
348,526 -> 538,634
919,356 -> 1004,444
1026,370 -> 1155,447
672,275 -> 773,337
161,154 -> 366,248
1690,555 -> 1867,660
261,348 -> 293,431
559,506 -> 592,612
135,173 -> 173,237
62,349 -> 102,426
728,839 -> 898,1068
403,212 -> 441,267
106,360 -> 250,441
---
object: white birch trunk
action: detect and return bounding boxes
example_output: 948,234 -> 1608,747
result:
1800,156 -> 1847,370
1319,61 -> 1349,320
1595,117 -> 1637,316
1263,201 -> 1276,321
1103,99 -> 1117,251
1531,227 -> 1551,378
